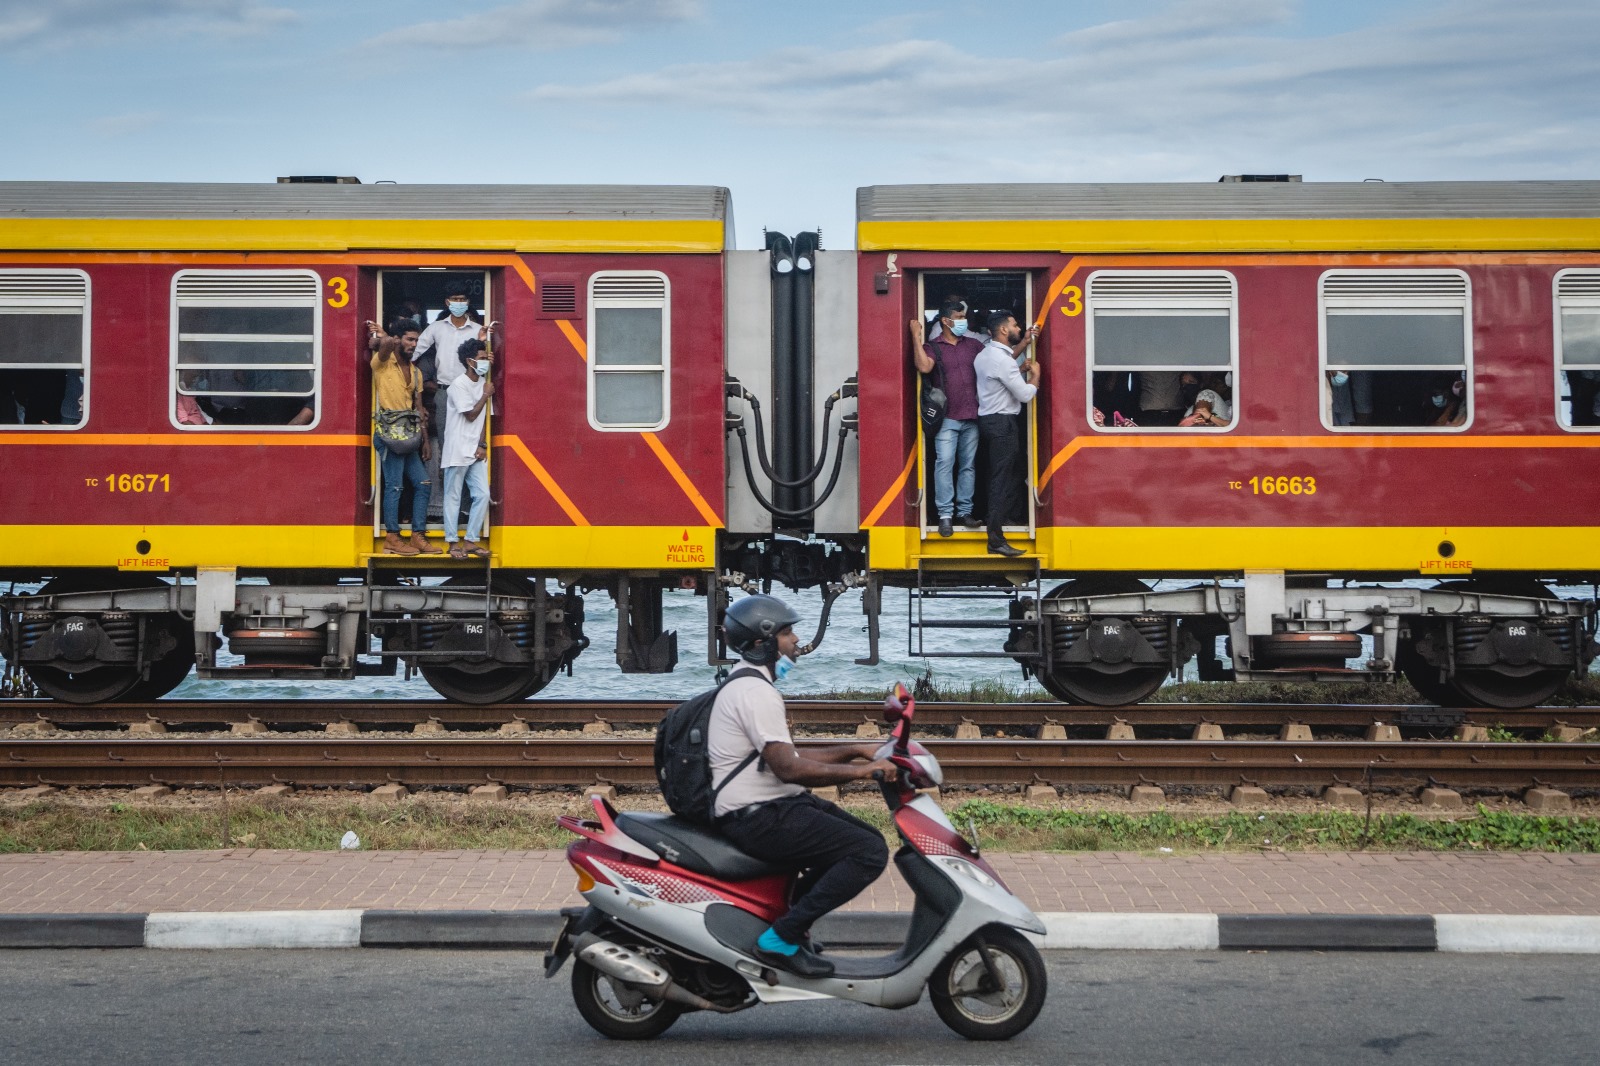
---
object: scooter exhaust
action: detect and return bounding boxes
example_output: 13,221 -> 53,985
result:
572,932 -> 746,1014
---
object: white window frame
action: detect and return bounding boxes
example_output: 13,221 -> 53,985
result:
586,269 -> 670,432
0,268 -> 90,431
1318,268 -> 1473,434
1084,269 -> 1238,434
169,268 -> 322,432
1554,268 -> 1600,433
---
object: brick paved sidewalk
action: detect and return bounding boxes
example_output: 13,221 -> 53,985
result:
2,850 -> 1596,916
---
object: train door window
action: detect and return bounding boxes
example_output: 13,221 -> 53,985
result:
1085,271 -> 1237,431
1554,269 -> 1600,430
588,271 -> 669,432
170,270 -> 321,431
1319,270 -> 1471,432
0,269 -> 89,429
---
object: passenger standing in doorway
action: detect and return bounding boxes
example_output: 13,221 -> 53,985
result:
442,339 -> 494,559
974,311 -> 1041,558
413,286 -> 497,523
910,298 -> 985,537
369,330 -> 440,556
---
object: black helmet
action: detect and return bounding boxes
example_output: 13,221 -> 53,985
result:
723,594 -> 802,666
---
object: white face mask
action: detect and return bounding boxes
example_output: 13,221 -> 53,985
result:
774,654 -> 796,682
474,359 -> 490,377
447,301 -> 469,317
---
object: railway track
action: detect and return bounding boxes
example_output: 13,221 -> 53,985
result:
1,736 -> 1596,792
3,699 -> 1598,733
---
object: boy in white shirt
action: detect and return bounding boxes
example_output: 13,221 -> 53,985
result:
442,339 -> 494,558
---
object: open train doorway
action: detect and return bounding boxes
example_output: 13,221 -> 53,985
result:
914,270 -> 1035,543
373,269 -> 495,538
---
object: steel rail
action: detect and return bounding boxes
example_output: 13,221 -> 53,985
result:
1,700 -> 1596,732
2,737 -> 1596,791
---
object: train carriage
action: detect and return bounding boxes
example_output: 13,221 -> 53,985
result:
853,179 -> 1600,708
0,181 -> 733,703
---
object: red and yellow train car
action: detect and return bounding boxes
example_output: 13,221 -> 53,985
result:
855,180 -> 1600,708
1,181 -> 732,702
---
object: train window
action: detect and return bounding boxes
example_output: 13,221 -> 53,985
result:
1319,270 -> 1471,432
587,271 -> 669,432
0,269 -> 89,430
1555,269 -> 1600,430
170,270 -> 321,431
1085,271 -> 1237,430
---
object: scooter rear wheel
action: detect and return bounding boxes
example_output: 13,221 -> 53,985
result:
929,927 -> 1047,1041
570,958 -> 683,1040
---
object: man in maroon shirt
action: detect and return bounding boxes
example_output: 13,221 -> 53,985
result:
911,298 -> 986,536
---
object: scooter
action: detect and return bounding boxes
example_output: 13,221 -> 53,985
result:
544,683 -> 1048,1041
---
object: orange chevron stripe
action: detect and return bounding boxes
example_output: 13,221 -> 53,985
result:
493,434 -> 589,526
863,442 -> 920,528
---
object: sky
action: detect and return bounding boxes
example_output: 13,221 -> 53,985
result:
3,0 -> 1597,248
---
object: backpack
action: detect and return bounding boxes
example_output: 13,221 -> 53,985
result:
654,667 -> 770,824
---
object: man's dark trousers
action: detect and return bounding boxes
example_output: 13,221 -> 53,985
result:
718,792 -> 888,944
978,412 -> 1023,546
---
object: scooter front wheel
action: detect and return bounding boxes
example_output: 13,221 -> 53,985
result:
929,927 -> 1047,1041
570,958 -> 683,1040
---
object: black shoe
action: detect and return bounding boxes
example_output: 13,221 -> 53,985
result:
957,513 -> 983,529
754,944 -> 834,978
937,517 -> 953,537
988,541 -> 1026,557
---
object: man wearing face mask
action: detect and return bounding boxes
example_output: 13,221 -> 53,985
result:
441,338 -> 495,558
975,310 -> 1042,557
1327,369 -> 1355,426
910,297 -> 986,536
414,282 -> 497,393
707,594 -> 897,978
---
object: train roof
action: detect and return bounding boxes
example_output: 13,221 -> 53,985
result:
0,182 -> 733,254
856,180 -> 1600,253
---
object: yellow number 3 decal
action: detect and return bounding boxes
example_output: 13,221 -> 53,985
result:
326,277 -> 349,308
1058,285 -> 1083,317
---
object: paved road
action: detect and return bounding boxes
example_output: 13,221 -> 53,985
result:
0,949 -> 1592,1065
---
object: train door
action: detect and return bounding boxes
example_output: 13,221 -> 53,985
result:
914,270 -> 1036,543
371,269 -> 495,541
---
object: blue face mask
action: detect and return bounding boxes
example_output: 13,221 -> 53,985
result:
1331,372 -> 1349,387
474,359 -> 490,377
447,301 -> 469,317
774,655 -> 796,682
1432,394 -> 1447,408
949,319 -> 969,337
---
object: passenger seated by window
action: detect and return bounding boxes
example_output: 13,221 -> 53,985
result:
176,370 -> 211,425
443,339 -> 495,559
1092,371 -> 1138,426
1326,370 -> 1355,426
1178,389 -> 1230,427
1425,373 -> 1467,427
1137,371 -> 1185,426
10,369 -> 71,425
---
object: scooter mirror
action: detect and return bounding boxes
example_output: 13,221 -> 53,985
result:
882,681 -> 913,723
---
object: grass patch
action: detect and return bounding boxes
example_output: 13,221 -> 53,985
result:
948,800 -> 1600,853
0,800 -> 576,854
3,797 -> 1595,855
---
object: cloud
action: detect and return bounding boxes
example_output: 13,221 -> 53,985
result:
527,0 -> 1600,179
0,0 -> 295,46
366,0 -> 702,52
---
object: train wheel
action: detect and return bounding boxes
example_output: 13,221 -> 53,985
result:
419,663 -> 552,704
21,573 -> 169,704
119,622 -> 195,702
1035,577 -> 1168,706
1396,640 -> 1458,706
1429,580 -> 1572,711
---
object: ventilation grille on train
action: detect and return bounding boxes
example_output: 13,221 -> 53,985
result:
1557,272 -> 1600,298
1322,273 -> 1468,300
591,273 -> 667,303
174,273 -> 321,302
1088,274 -> 1234,301
0,272 -> 88,301
541,283 -> 578,315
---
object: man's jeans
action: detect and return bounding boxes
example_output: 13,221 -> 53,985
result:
933,417 -> 979,519
376,433 -> 429,535
442,461 -> 490,543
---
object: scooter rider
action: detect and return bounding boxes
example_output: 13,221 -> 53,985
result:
709,594 -> 898,978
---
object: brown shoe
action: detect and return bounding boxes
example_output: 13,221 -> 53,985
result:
384,533 -> 419,556
410,533 -> 442,554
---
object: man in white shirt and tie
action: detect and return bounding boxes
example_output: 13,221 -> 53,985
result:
974,310 -> 1042,557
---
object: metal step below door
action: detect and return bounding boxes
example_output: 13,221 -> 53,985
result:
910,558 -> 1043,661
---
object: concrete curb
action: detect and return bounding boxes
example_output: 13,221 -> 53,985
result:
2,910 -> 1596,953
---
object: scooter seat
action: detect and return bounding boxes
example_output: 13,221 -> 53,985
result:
615,812 -> 787,882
